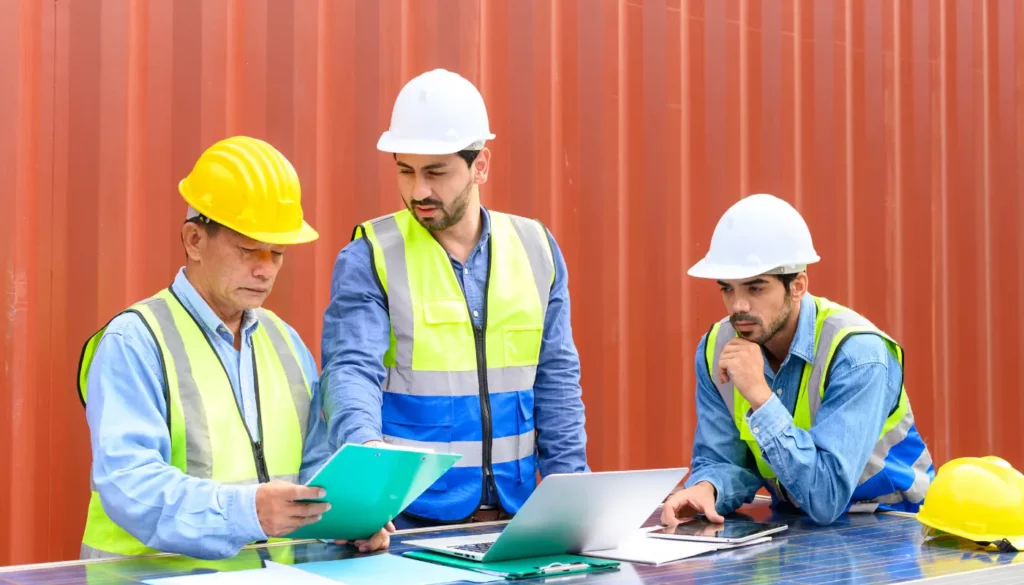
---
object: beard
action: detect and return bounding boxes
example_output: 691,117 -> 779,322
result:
406,178 -> 473,231
730,301 -> 794,346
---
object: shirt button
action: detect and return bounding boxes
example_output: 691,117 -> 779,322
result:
776,389 -> 783,396
464,268 -> 469,275
753,427 -> 760,434
472,310 -> 479,318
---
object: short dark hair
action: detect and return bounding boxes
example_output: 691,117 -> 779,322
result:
392,149 -> 481,167
775,273 -> 799,297
455,149 -> 480,167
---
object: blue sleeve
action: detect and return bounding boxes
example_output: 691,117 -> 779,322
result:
532,229 -> 590,476
683,334 -> 765,514
85,314 -> 265,560
320,238 -> 392,448
746,334 -> 901,524
282,324 -> 334,485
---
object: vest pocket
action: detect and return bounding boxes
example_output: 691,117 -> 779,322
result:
422,299 -> 470,325
503,326 -> 544,367
421,299 -> 473,366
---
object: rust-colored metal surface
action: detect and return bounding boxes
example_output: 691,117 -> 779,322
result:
2,0 -> 1022,566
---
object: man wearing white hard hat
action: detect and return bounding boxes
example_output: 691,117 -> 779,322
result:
320,69 -> 589,527
661,194 -> 935,526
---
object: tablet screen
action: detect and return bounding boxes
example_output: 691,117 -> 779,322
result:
650,518 -> 786,540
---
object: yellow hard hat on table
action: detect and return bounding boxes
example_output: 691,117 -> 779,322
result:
916,456 -> 1024,553
178,135 -> 319,245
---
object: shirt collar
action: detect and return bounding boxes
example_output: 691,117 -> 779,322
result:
169,267 -> 259,343
476,206 -> 492,250
786,293 -> 818,364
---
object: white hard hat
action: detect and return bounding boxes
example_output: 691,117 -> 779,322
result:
688,193 -> 820,280
377,69 -> 496,155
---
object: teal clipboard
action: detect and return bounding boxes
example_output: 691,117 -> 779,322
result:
286,444 -> 460,540
402,551 -> 620,580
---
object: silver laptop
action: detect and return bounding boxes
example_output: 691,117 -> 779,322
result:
403,467 -> 688,562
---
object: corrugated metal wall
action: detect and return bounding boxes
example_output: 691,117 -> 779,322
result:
2,0 -> 1021,566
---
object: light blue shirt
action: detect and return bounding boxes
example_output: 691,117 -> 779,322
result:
320,207 -> 589,505
684,294 -> 904,525
84,268 -> 332,559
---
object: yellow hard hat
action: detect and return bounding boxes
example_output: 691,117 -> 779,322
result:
178,136 -> 318,245
916,456 -> 1024,552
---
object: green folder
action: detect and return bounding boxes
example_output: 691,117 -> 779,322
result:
402,551 -> 620,580
286,443 -> 461,541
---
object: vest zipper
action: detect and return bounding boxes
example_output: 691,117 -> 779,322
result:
473,324 -> 495,498
470,237 -> 497,510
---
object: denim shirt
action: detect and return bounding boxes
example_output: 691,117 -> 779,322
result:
320,207 -> 589,505
683,294 -> 904,524
84,268 -> 332,559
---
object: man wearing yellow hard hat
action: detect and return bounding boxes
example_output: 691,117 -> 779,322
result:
77,136 -> 392,559
319,69 -> 589,528
662,194 -> 935,526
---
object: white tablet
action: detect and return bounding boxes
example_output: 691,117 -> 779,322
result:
646,517 -> 788,544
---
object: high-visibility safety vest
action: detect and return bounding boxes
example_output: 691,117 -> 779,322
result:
353,208 -> 554,522
704,296 -> 934,513
76,287 -> 312,559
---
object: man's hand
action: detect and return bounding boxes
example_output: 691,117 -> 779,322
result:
334,521 -> 395,553
718,338 -> 773,410
364,440 -> 385,447
255,481 -> 331,537
660,481 -> 724,525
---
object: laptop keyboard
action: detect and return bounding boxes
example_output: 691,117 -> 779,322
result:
453,541 -> 494,554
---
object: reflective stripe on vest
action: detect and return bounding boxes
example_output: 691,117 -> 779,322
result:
355,208 -> 553,521
76,288 -> 311,558
705,296 -> 934,511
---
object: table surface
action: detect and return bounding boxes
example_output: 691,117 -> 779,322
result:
1,500 -> 1021,585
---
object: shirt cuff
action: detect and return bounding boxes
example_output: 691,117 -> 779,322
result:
746,393 -> 793,447
345,427 -> 383,447
682,473 -> 724,511
227,483 -> 267,542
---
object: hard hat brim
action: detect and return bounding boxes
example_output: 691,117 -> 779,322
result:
920,522 -> 1024,553
377,132 -> 495,155
687,259 -> 772,280
237,220 -> 320,246
687,257 -> 819,280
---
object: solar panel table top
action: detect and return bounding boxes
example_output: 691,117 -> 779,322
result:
1,499 -> 1020,585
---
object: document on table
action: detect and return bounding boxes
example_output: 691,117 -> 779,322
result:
141,560 -> 338,585
277,555 -> 502,585
580,529 -> 773,565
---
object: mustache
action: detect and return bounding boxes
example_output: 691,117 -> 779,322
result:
730,313 -> 762,326
411,198 -> 443,208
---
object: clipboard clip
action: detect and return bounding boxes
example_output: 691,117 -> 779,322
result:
537,561 -> 590,574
